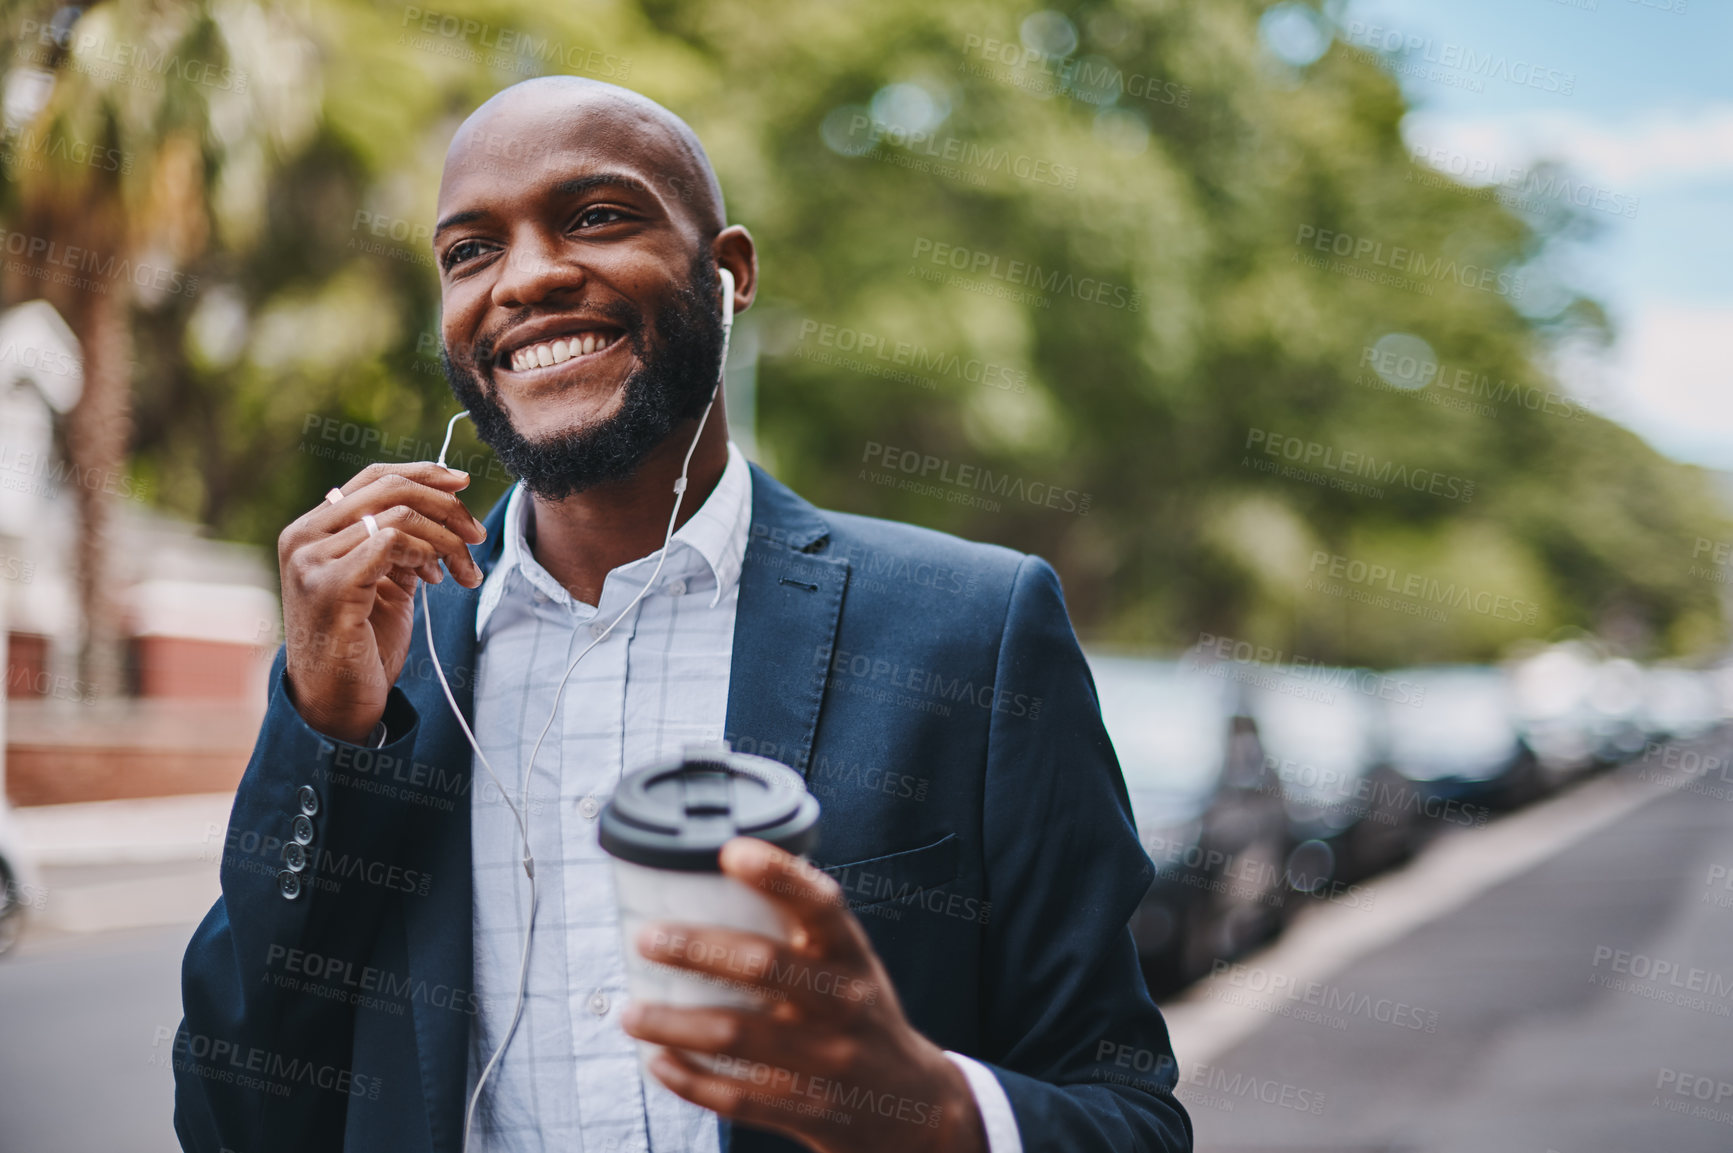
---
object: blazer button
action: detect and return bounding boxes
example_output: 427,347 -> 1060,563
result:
282,841 -> 307,872
278,870 -> 303,900
297,785 -> 320,817
292,814 -> 315,845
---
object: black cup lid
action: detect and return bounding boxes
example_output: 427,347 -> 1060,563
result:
599,748 -> 820,871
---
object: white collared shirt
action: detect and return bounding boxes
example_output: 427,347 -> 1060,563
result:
463,441 -> 1020,1153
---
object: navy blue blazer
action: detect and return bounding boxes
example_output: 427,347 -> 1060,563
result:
175,464 -> 1191,1152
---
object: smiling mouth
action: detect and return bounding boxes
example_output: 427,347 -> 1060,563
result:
497,327 -> 626,374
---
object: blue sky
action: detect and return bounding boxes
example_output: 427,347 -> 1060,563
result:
1331,0 -> 1733,470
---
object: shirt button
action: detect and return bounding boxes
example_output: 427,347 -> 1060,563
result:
578,796 -> 601,820
665,579 -> 686,597
588,620 -> 610,640
588,992 -> 609,1016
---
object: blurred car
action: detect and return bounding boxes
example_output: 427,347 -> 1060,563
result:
1711,664 -> 1733,726
1089,654 -> 1291,990
1508,642 -> 1600,787
1248,678 -> 1416,893
1383,666 -> 1542,813
0,801 -> 39,958
1641,666 -> 1723,745
1587,657 -> 1649,764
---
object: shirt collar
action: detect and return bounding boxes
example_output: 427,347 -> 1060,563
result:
475,441 -> 751,637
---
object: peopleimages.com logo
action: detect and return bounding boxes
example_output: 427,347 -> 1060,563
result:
1306,551 -> 1540,625
17,19 -> 249,92
860,442 -> 1091,515
909,237 -> 1141,311
1294,225 -> 1523,298
1187,632 -> 1428,708
1244,428 -> 1476,503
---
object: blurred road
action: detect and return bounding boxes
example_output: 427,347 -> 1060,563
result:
0,793 -> 224,1153
0,922 -> 191,1153
1169,753 -> 1733,1153
2,751 -> 1728,1152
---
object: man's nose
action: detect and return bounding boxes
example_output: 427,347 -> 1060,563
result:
491,231 -> 582,308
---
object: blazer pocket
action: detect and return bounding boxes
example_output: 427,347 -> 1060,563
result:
818,833 -> 960,909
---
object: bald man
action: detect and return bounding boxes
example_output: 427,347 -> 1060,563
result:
175,78 -> 1190,1153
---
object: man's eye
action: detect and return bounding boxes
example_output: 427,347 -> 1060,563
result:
442,239 -> 491,270
576,206 -> 626,229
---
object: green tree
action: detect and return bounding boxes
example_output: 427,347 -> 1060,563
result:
1,0 -> 318,688
3,0 -> 1722,675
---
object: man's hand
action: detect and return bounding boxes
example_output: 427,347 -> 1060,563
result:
278,462 -> 488,744
621,838 -> 989,1153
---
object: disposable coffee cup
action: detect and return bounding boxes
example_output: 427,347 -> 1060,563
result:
599,746 -> 820,1072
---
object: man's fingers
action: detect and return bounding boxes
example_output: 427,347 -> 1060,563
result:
339,526 -> 440,588
335,460 -> 472,498
378,567 -> 420,604
318,502 -> 483,588
642,1047 -> 801,1136
622,1003 -> 781,1061
624,1005 -> 846,1113
279,463 -> 480,568
324,468 -> 487,545
380,564 -> 421,597
313,519 -> 443,582
720,838 -> 870,963
333,503 -> 482,585
636,923 -> 878,1015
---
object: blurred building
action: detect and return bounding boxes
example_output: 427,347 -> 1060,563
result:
0,300 -> 275,807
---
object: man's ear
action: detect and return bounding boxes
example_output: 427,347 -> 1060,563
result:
713,225 -> 758,316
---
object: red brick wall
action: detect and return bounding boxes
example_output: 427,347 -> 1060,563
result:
6,632 -> 50,698
5,744 -> 247,806
131,636 -> 268,700
4,698 -> 263,806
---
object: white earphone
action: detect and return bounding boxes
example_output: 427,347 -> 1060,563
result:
422,264 -> 736,1151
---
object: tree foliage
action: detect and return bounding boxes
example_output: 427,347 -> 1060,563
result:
2,0 -> 1722,665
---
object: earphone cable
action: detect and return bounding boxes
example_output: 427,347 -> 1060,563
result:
453,268 -> 735,1151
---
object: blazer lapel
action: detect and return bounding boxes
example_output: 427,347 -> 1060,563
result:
724,464 -> 850,781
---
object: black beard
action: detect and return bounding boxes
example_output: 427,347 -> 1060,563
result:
442,254 -> 725,500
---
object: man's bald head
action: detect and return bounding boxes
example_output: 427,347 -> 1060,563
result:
443,76 -> 725,238
430,75 -> 757,498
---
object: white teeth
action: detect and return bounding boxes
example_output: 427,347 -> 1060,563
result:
507,333 -> 615,370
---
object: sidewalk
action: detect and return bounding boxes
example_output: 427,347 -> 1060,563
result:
8,792 -> 234,936
6,698 -> 262,806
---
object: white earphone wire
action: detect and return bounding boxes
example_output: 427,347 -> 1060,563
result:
441,265 -> 734,1151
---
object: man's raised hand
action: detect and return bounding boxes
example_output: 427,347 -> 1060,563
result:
278,462 -> 487,744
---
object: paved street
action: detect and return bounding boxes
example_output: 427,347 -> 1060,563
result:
1171,759 -> 1733,1153
2,758 -> 1728,1151
0,922 -> 192,1153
